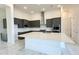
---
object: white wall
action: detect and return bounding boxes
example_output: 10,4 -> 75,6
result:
45,9 -> 61,19
69,7 -> 79,43
61,7 -> 72,37
14,8 -> 31,20
31,12 -> 41,21
61,6 -> 79,44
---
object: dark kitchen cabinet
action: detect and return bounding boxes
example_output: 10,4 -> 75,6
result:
46,17 -> 61,27
46,17 -> 61,32
14,18 -> 19,24
18,19 -> 24,28
3,18 -> 7,28
3,17 -> 61,29
3,18 -> 24,28
52,17 -> 61,25
52,17 -> 61,32
46,19 -> 52,27
3,18 -> 40,28
24,20 -> 30,27
14,18 -> 24,28
29,20 -> 40,27
14,18 -> 33,28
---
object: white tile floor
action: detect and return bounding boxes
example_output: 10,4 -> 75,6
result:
0,40 -> 44,55
0,39 -> 79,55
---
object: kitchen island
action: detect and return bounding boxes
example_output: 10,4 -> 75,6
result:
19,32 -> 75,55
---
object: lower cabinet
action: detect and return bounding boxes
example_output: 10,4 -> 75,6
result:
1,30 -> 7,42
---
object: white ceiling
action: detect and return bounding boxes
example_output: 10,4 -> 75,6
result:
1,4 -> 79,13
14,4 -> 61,14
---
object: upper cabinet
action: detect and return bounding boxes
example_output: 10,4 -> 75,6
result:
52,17 -> 61,26
46,19 -> 52,27
3,17 -> 61,28
29,20 -> 40,27
46,17 -> 61,27
24,20 -> 30,27
14,18 -> 40,28
14,18 -> 19,24
14,18 -> 29,28
14,18 -> 24,28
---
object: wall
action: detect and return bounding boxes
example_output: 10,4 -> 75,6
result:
30,12 -> 41,21
45,9 -> 61,19
61,7 -> 73,37
61,6 -> 79,44
69,7 -> 79,43
14,8 -> 31,20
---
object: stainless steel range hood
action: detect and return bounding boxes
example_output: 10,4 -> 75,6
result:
40,11 -> 46,30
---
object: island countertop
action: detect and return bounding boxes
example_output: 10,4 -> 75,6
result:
19,32 -> 75,44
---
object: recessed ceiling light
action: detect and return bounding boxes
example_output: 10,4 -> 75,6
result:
31,11 -> 34,13
24,7 -> 27,9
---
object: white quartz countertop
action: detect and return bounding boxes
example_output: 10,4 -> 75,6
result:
18,27 -> 52,32
19,32 -> 75,44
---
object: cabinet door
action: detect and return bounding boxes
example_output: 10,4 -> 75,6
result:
52,17 -> 61,26
24,20 -> 29,27
14,18 -> 19,24
33,20 -> 40,27
29,20 -> 40,27
46,19 -> 52,27
52,17 -> 61,32
18,19 -> 24,28
3,18 -> 7,28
